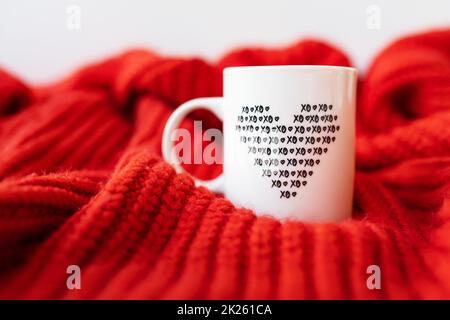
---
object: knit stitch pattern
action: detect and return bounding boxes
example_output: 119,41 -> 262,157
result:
0,30 -> 449,299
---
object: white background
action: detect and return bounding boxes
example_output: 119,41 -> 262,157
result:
0,0 -> 449,84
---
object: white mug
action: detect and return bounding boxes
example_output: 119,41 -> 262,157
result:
162,65 -> 357,222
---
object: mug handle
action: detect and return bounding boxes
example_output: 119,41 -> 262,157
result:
161,97 -> 224,193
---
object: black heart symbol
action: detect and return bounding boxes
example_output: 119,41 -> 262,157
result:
320,115 -> 324,121
313,105 -> 317,110
273,171 -> 278,176
306,127 -> 311,132
299,137 -> 303,142
259,116 -> 263,121
334,115 -> 338,121
264,159 -> 269,165
288,126 -> 293,132
316,159 -> 320,165
324,148 -> 328,153
272,127 -> 276,132
317,137 -> 321,142
292,192 -> 297,197
250,107 -> 254,112
336,126 -> 340,131
273,149 -> 277,154
329,105 -> 333,110
290,148 -> 294,154
307,148 -> 312,153
245,116 -> 248,121
308,171 -> 313,176
322,126 -> 326,131
302,181 -> 307,186
291,171 -> 295,176
263,137 -> 267,142
275,116 -> 279,121
255,126 -> 259,131
281,159 -> 285,164
299,159 -> 303,164
281,137 -> 285,143
305,115 -> 310,121
265,106 -> 270,111
332,137 -> 335,142
283,181 -> 288,186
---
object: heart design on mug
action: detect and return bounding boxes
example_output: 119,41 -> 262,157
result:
236,104 -> 340,199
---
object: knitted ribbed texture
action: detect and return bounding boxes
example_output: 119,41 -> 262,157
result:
0,30 -> 449,299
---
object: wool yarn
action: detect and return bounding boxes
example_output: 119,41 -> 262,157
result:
0,29 -> 449,299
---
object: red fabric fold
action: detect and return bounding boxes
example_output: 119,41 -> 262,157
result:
0,30 -> 449,299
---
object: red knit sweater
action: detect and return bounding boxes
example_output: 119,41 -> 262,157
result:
0,29 -> 449,299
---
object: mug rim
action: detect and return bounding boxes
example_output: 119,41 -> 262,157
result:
223,65 -> 357,73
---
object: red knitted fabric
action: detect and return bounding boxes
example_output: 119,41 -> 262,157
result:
0,29 -> 449,299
